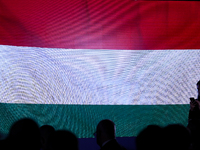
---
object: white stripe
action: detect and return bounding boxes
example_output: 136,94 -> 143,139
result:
0,45 -> 199,105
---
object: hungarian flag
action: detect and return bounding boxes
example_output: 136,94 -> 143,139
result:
0,0 -> 200,138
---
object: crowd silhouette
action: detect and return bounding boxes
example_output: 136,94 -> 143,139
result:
0,81 -> 199,150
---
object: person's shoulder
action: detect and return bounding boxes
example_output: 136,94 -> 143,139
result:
101,139 -> 126,150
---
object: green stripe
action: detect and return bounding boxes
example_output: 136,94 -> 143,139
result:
0,103 -> 189,138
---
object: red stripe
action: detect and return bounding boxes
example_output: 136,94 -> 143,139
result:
0,1 -> 200,50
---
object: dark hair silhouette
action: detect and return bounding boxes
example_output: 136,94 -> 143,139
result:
97,119 -> 116,139
95,119 -> 116,147
7,118 -> 40,150
197,80 -> 200,86
47,130 -> 78,150
136,125 -> 162,150
162,124 -> 191,150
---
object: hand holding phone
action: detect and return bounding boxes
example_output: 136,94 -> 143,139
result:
190,97 -> 199,111
190,97 -> 196,103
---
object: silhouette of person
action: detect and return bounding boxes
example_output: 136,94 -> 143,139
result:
95,119 -> 126,150
47,130 -> 78,150
187,81 -> 200,150
189,80 -> 200,121
136,125 -> 162,150
40,125 -> 55,150
187,120 -> 200,150
6,118 -> 41,150
162,124 -> 191,150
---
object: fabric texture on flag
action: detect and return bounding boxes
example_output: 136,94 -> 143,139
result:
0,1 -> 200,138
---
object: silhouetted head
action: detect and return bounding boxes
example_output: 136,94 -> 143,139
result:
95,119 -> 116,147
197,80 -> 200,99
7,118 -> 40,150
197,80 -> 200,87
136,125 -> 162,150
40,125 -> 55,150
47,130 -> 78,150
162,124 -> 191,150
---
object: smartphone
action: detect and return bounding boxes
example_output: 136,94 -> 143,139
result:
190,97 -> 196,102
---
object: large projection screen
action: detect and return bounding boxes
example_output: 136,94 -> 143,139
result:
0,1 -> 200,138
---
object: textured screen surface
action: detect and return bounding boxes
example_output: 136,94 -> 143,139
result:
0,45 -> 199,137
0,1 -> 200,138
0,45 -> 199,105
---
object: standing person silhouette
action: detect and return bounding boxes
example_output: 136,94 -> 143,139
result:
188,80 -> 200,121
188,81 -> 200,150
94,119 -> 126,150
